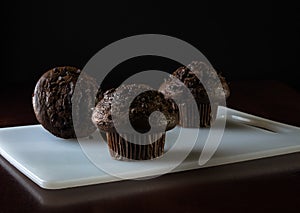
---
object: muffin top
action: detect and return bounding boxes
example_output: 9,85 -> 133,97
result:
92,84 -> 178,133
159,61 -> 230,104
32,66 -> 103,138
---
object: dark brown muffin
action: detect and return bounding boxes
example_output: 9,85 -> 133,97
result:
159,61 -> 230,128
32,66 -> 103,139
92,84 -> 178,160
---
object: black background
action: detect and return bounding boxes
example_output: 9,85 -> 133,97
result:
2,1 -> 299,91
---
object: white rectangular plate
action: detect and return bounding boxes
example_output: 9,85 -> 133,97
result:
1,106 -> 300,189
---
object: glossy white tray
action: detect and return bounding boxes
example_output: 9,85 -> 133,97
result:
1,107 -> 300,189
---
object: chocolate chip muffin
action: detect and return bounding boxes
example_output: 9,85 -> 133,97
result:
92,84 -> 178,160
32,66 -> 103,139
159,61 -> 230,128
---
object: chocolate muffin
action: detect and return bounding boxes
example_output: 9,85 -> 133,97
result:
159,61 -> 230,128
92,84 -> 178,160
32,66 -> 103,139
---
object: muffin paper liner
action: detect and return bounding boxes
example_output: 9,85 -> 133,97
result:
178,103 -> 216,128
106,132 -> 165,160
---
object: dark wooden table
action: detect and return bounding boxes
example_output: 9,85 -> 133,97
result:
1,80 -> 300,213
